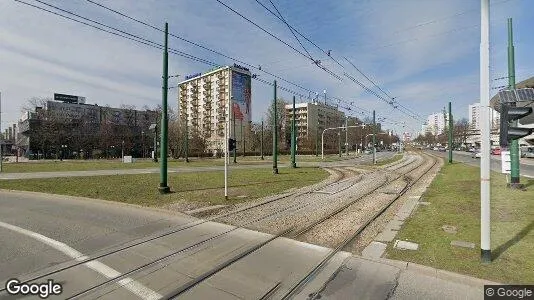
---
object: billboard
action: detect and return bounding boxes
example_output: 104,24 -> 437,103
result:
54,93 -> 86,104
231,70 -> 251,123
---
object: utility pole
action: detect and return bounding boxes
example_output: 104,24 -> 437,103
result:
272,80 -> 278,174
158,22 -> 170,194
315,121 -> 319,157
480,0 -> 491,263
448,101 -> 453,163
233,111 -> 237,163
260,120 -> 264,160
324,89 -> 327,105
345,116 -> 349,156
241,119 -> 244,157
291,95 -> 296,168
508,18 -> 521,187
372,110 -> 376,165
185,118 -> 189,163
0,91 -> 2,172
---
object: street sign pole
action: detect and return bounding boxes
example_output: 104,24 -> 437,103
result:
290,96 -> 296,168
508,18 -> 521,187
372,110 -> 376,165
448,101 -> 453,163
272,80 -> 278,174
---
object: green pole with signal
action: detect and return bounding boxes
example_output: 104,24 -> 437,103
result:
273,80 -> 279,174
508,18 -> 521,186
158,22 -> 170,194
291,95 -> 296,168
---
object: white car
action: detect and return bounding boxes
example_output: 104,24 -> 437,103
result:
472,152 -> 482,158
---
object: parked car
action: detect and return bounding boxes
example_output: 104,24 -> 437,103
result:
472,151 -> 482,158
432,147 -> 439,151
491,147 -> 501,155
521,146 -> 534,158
468,147 -> 476,153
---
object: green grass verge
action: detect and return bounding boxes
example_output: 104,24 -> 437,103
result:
385,162 -> 534,284
0,167 -> 328,207
2,154 -> 357,173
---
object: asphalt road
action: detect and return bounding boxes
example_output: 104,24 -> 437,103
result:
0,152 -> 394,180
0,151 -> 487,299
428,150 -> 534,178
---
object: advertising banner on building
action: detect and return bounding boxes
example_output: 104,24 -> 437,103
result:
231,70 -> 251,123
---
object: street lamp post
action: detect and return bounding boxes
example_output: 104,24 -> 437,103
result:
322,124 -> 366,159
121,140 -> 125,162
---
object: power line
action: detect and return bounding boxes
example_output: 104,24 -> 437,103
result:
213,0 -> 344,82
16,0 -> 395,123
252,0 -> 421,121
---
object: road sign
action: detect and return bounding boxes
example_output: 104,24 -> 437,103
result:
501,150 -> 511,174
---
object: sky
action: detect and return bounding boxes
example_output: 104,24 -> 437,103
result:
1,0 -> 533,137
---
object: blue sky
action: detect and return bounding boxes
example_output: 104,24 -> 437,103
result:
1,0 -> 533,137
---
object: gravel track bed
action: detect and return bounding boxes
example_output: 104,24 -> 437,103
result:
295,152 -> 438,252
242,154 -> 424,235
346,152 -> 444,254
214,167 -> 358,227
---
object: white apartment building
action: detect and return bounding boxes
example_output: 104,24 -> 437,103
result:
469,102 -> 500,131
284,101 -> 345,141
178,64 -> 252,154
425,113 -> 446,136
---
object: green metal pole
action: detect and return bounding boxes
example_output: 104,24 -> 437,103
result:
158,22 -> 170,194
185,120 -> 189,163
448,101 -> 453,163
315,121 -> 319,157
241,120 -> 244,157
372,110 -> 376,164
345,116 -> 349,156
508,18 -> 520,186
260,120 -> 264,160
291,95 -> 296,168
233,112 -> 237,163
338,129 -> 341,157
273,80 -> 278,174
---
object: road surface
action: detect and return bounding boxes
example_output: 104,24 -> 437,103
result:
429,150 -> 534,178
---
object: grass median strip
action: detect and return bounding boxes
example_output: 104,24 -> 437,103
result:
374,153 -> 402,166
385,162 -> 534,284
0,167 -> 328,208
2,154 -> 356,173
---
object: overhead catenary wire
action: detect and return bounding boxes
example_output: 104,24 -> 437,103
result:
16,0 -> 399,126
252,0 -> 422,121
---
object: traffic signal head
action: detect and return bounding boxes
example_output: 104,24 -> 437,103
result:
228,138 -> 236,151
499,103 -> 533,147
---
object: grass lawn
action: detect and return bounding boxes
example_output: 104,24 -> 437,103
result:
0,167 -> 328,207
386,162 -> 534,284
2,154 -> 356,173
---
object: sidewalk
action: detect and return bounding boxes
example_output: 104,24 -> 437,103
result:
311,255 -> 496,300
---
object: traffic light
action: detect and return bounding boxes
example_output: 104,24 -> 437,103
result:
499,103 -> 533,147
228,138 -> 236,151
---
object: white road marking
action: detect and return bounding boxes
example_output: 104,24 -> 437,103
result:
0,221 -> 162,300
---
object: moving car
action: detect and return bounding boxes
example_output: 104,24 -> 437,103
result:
472,151 -> 482,158
491,147 -> 501,155
521,146 -> 534,158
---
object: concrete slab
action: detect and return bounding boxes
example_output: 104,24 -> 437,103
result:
361,241 -> 387,259
442,225 -> 457,234
384,219 -> 404,231
294,251 -> 352,299
394,240 -> 419,251
375,229 -> 398,242
312,256 -> 402,300
451,240 -> 475,249
182,237 -> 334,299
419,201 -> 431,206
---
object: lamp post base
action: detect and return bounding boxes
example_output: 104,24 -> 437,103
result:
158,185 -> 171,194
273,167 -> 278,174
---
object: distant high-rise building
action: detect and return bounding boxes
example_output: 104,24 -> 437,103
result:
468,102 -> 500,131
178,65 -> 252,154
425,113 -> 446,136
284,101 -> 345,142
